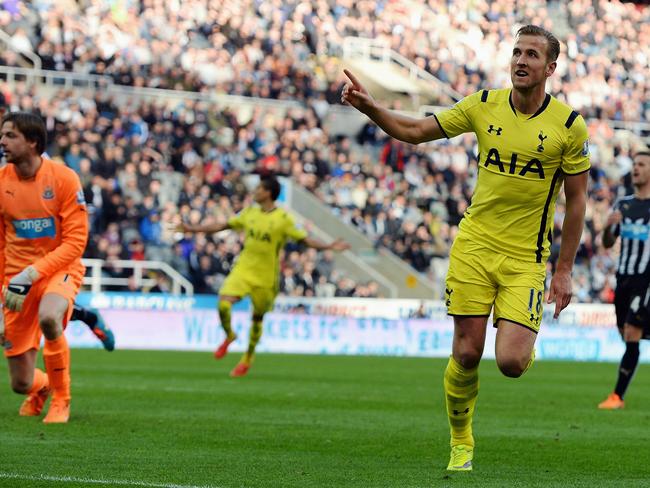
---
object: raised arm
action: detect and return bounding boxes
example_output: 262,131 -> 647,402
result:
181,222 -> 230,234
341,69 -> 446,145
302,236 -> 350,252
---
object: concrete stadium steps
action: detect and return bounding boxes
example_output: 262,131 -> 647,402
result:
286,180 -> 438,299
342,58 -> 442,111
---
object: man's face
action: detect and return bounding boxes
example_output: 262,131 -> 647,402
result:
510,35 -> 556,90
0,121 -> 36,163
254,183 -> 271,203
632,155 -> 650,187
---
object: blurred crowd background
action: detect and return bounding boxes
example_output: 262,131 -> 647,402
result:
0,0 -> 648,302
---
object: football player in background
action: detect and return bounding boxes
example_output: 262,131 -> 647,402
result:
181,175 -> 349,377
599,151 -> 650,409
70,304 -> 115,351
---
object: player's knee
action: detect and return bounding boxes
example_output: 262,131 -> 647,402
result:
38,311 -> 63,339
496,356 -> 527,378
623,325 -> 643,342
456,349 -> 481,369
11,377 -> 31,394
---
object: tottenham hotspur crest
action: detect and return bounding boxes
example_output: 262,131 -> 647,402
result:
537,131 -> 547,152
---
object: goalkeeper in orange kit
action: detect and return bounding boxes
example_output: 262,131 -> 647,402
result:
0,112 -> 88,423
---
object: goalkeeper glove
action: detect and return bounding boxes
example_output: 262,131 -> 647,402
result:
4,266 -> 39,312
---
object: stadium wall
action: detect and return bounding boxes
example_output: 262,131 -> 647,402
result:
69,293 -> 649,363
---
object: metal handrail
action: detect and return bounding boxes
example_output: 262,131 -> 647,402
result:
0,28 -> 41,71
81,258 -> 193,296
0,65 -> 647,139
342,36 -> 463,103
0,65 -> 300,112
108,83 -> 302,111
0,64 -> 109,89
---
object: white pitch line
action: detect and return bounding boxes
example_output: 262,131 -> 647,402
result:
0,472 -> 220,488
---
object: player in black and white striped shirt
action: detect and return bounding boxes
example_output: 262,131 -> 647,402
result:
599,151 -> 650,409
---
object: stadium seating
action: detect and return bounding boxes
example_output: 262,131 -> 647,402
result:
0,0 -> 649,301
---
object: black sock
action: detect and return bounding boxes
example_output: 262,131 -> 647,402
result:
71,305 -> 98,328
614,341 -> 640,399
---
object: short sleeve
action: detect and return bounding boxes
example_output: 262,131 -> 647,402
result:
284,212 -> 308,242
227,207 -> 249,231
434,91 -> 483,139
561,114 -> 591,175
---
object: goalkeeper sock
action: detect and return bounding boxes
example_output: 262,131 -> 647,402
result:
218,301 -> 235,340
44,335 -> 71,401
444,355 -> 479,448
614,341 -> 640,399
28,368 -> 49,396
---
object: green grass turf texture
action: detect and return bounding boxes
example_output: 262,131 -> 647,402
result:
1,350 -> 649,488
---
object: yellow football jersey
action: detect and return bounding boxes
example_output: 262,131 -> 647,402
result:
435,88 -> 590,263
227,205 -> 308,287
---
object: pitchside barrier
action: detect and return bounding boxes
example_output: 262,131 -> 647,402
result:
68,293 -> 649,363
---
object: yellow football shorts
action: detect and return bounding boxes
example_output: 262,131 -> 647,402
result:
219,272 -> 277,315
445,237 -> 546,333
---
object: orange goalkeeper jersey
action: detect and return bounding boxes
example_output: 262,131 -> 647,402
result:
0,158 -> 88,283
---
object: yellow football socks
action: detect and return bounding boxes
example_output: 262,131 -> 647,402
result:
246,318 -> 263,357
218,301 -> 235,339
444,355 -> 479,448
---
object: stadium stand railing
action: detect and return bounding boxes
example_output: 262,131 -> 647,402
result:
0,27 -> 41,70
342,36 -> 462,106
82,258 -> 194,296
0,65 -> 301,115
0,65 -> 109,90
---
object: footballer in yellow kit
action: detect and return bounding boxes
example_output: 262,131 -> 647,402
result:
181,175 -> 349,377
220,204 -> 308,314
436,87 -> 590,332
342,24 -> 591,472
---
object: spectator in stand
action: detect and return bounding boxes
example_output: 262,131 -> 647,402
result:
2,0 -> 648,304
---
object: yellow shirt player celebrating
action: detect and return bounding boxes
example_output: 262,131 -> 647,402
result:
342,25 -> 590,471
181,175 -> 350,377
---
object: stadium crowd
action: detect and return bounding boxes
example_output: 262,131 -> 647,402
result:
0,80 -> 638,302
0,0 -> 648,302
0,0 -> 648,121
0,85 -> 382,298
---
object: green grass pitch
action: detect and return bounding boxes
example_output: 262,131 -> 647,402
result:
1,350 -> 649,487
